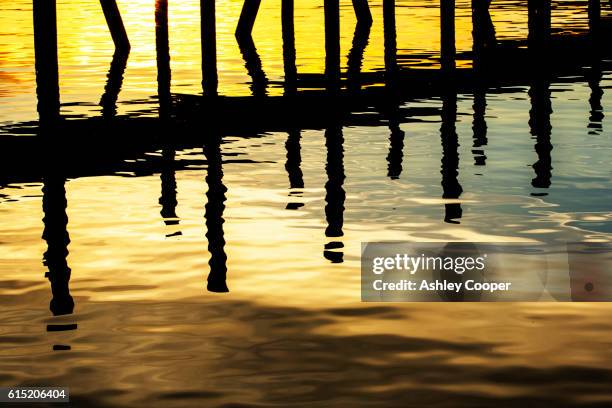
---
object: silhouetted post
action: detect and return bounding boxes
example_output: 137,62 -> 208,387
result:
588,0 -> 600,37
237,34 -> 268,97
236,0 -> 261,37
528,0 -> 551,54
352,0 -> 373,24
346,19 -> 371,93
324,0 -> 341,92
386,120 -> 405,179
471,0 -> 496,73
160,147 -> 180,230
586,57 -> 604,136
203,137 -> 229,292
156,0 -> 171,116
282,0 -> 297,95
100,0 -> 130,51
472,89 -> 488,166
201,0 -> 218,96
99,50 -> 128,118
285,129 -> 304,210
33,0 -> 60,124
324,124 -> 345,263
528,81 -> 552,194
440,0 -> 456,73
42,177 -> 74,316
383,0 -> 398,88
440,90 -> 463,223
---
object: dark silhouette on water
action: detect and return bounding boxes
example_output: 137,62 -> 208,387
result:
471,0 -> 496,73
159,146 -> 181,234
42,174 -> 77,350
100,50 -> 129,118
33,0 -> 60,124
440,90 -> 463,224
346,18 -> 372,94
472,89 -> 488,167
282,0 -> 297,95
324,0 -> 341,93
42,177 -> 74,316
155,0 -> 171,117
440,0 -> 456,73
203,137 -> 229,293
352,0 -> 373,24
528,81 -> 553,194
324,123 -> 345,263
201,0 -> 218,96
100,0 -> 130,51
235,0 -> 267,96
386,111 -> 405,180
586,61 -> 604,136
285,129 -> 304,210
236,31 -> 269,97
528,0 -> 553,196
383,0 -> 399,90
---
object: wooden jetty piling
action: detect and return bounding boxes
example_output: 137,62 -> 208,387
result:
383,0 -> 399,88
324,0 -> 341,92
440,0 -> 456,73
155,0 -> 172,116
236,0 -> 262,37
282,0 -> 297,95
352,0 -> 373,24
33,0 -> 60,123
99,0 -> 130,51
201,0 -> 218,96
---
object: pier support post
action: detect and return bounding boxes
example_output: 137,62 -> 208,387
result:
324,124 -> 345,263
282,0 -> 297,95
440,0 -> 456,73
383,0 -> 398,88
324,0 -> 341,92
588,0 -> 600,37
471,0 -> 496,72
352,0 -> 373,24
528,0 -> 551,53
33,0 -> 60,124
236,0 -> 261,38
100,0 -> 130,51
201,0 -> 218,96
156,0 -> 171,115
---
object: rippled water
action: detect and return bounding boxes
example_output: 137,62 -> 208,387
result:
1,0 -> 612,406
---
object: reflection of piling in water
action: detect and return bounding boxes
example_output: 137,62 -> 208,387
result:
346,19 -> 372,94
471,0 -> 496,73
472,89 -> 488,166
528,0 -> 553,194
155,0 -> 171,117
285,129 -> 304,210
324,0 -> 341,92
42,177 -> 74,317
203,138 -> 229,292
236,0 -> 267,97
33,0 -> 60,124
383,0 -> 398,89
440,91 -> 463,224
386,108 -> 405,180
440,0 -> 456,73
100,0 -> 130,51
237,31 -> 268,97
201,0 -> 218,96
324,124 -> 345,263
529,81 -> 553,193
160,147 -> 180,230
100,50 -> 129,118
282,0 -> 297,95
587,61 -> 604,135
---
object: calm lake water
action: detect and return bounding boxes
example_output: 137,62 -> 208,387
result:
1,0 -> 612,406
